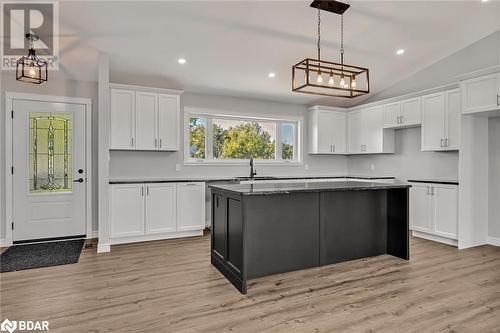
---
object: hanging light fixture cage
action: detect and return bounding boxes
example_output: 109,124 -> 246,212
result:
16,34 -> 48,84
292,58 -> 369,98
292,0 -> 369,98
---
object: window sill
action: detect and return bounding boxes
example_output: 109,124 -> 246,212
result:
184,160 -> 303,166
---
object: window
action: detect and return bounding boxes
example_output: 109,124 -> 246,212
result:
185,111 -> 300,163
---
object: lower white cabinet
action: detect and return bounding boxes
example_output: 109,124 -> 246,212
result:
145,183 -> 177,234
177,183 -> 205,231
110,182 -> 205,244
110,184 -> 145,238
409,182 -> 458,245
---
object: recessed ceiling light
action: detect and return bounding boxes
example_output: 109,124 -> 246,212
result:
396,49 -> 405,55
268,72 -> 276,78
178,58 -> 186,64
481,0 -> 489,2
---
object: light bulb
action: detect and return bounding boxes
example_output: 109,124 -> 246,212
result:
351,78 -> 357,89
317,71 -> 323,84
328,72 -> 334,86
29,67 -> 36,77
339,76 -> 345,87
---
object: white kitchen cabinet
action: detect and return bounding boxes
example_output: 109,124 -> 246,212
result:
409,182 -> 458,244
145,184 -> 177,234
135,91 -> 158,150
434,186 -> 458,239
383,102 -> 401,128
110,85 -> 182,151
383,98 -> 421,129
410,185 -> 433,233
461,72 -> 500,115
308,108 -> 347,154
348,106 -> 394,154
110,89 -> 135,149
110,181 -> 205,245
110,184 -> 145,238
401,97 -> 422,126
347,110 -> 363,153
421,89 -> 460,151
177,183 -> 206,231
158,94 -> 180,150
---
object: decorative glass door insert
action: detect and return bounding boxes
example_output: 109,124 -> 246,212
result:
29,112 -> 73,193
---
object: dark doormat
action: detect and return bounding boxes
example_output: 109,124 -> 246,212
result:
0,239 -> 85,273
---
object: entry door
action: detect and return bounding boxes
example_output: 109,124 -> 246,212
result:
13,99 -> 86,242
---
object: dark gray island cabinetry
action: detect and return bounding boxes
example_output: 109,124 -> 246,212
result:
210,181 -> 411,294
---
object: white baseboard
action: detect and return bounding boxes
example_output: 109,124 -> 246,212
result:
488,236 -> 500,247
97,243 -> 111,253
0,238 -> 10,248
412,230 -> 458,247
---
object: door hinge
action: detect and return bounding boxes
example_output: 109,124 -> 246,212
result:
11,222 -> 14,230
11,110 -> 14,119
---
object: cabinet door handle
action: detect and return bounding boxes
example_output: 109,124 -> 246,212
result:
497,94 -> 500,106
332,144 -> 335,152
146,186 -> 149,196
398,116 -> 401,124
160,138 -> 162,148
445,138 -> 449,147
155,138 -> 158,148
401,115 -> 404,124
131,137 -> 134,147
427,187 -> 430,195
141,187 -> 144,196
440,138 -> 444,148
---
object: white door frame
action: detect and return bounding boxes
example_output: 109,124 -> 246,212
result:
4,92 -> 92,246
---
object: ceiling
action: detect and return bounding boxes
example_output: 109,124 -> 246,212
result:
34,1 -> 500,107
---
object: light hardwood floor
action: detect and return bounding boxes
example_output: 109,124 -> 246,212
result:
1,234 -> 500,333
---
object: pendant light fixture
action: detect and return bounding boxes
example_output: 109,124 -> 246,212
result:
16,33 -> 48,84
292,1 -> 369,98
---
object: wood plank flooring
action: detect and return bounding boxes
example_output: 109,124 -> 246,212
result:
1,234 -> 500,332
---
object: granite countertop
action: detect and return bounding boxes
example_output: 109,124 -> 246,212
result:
108,175 -> 395,184
209,180 -> 410,196
407,178 -> 459,185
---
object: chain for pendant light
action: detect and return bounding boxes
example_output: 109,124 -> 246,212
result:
317,5 -> 321,61
340,14 -> 344,65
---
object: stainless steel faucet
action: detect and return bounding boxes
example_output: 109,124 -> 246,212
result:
249,157 -> 257,180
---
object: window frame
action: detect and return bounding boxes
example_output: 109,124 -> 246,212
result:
184,107 -> 302,165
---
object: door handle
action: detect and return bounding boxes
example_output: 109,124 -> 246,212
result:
73,178 -> 84,183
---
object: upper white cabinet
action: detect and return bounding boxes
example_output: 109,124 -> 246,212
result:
135,91 -> 158,150
410,182 -> 458,244
308,108 -> 347,154
383,97 -> 421,129
110,84 -> 182,151
421,89 -> 460,151
110,89 -> 135,149
461,72 -> 500,115
348,106 -> 394,154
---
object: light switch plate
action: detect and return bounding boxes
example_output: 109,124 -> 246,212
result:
370,164 -> 375,170
305,164 -> 309,170
175,164 -> 181,171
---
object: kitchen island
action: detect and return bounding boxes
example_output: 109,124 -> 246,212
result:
209,180 -> 410,294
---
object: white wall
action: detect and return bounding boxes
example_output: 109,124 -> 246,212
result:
362,30 -> 500,104
0,74 -> 98,240
489,117 -> 500,239
109,92 -> 348,179
348,127 -> 459,181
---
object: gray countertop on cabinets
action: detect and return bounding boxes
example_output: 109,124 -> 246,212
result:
108,174 -> 395,185
209,180 -> 410,196
407,179 -> 459,185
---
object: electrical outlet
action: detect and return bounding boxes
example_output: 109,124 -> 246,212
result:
370,164 -> 375,171
175,164 -> 181,171
305,164 -> 309,170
